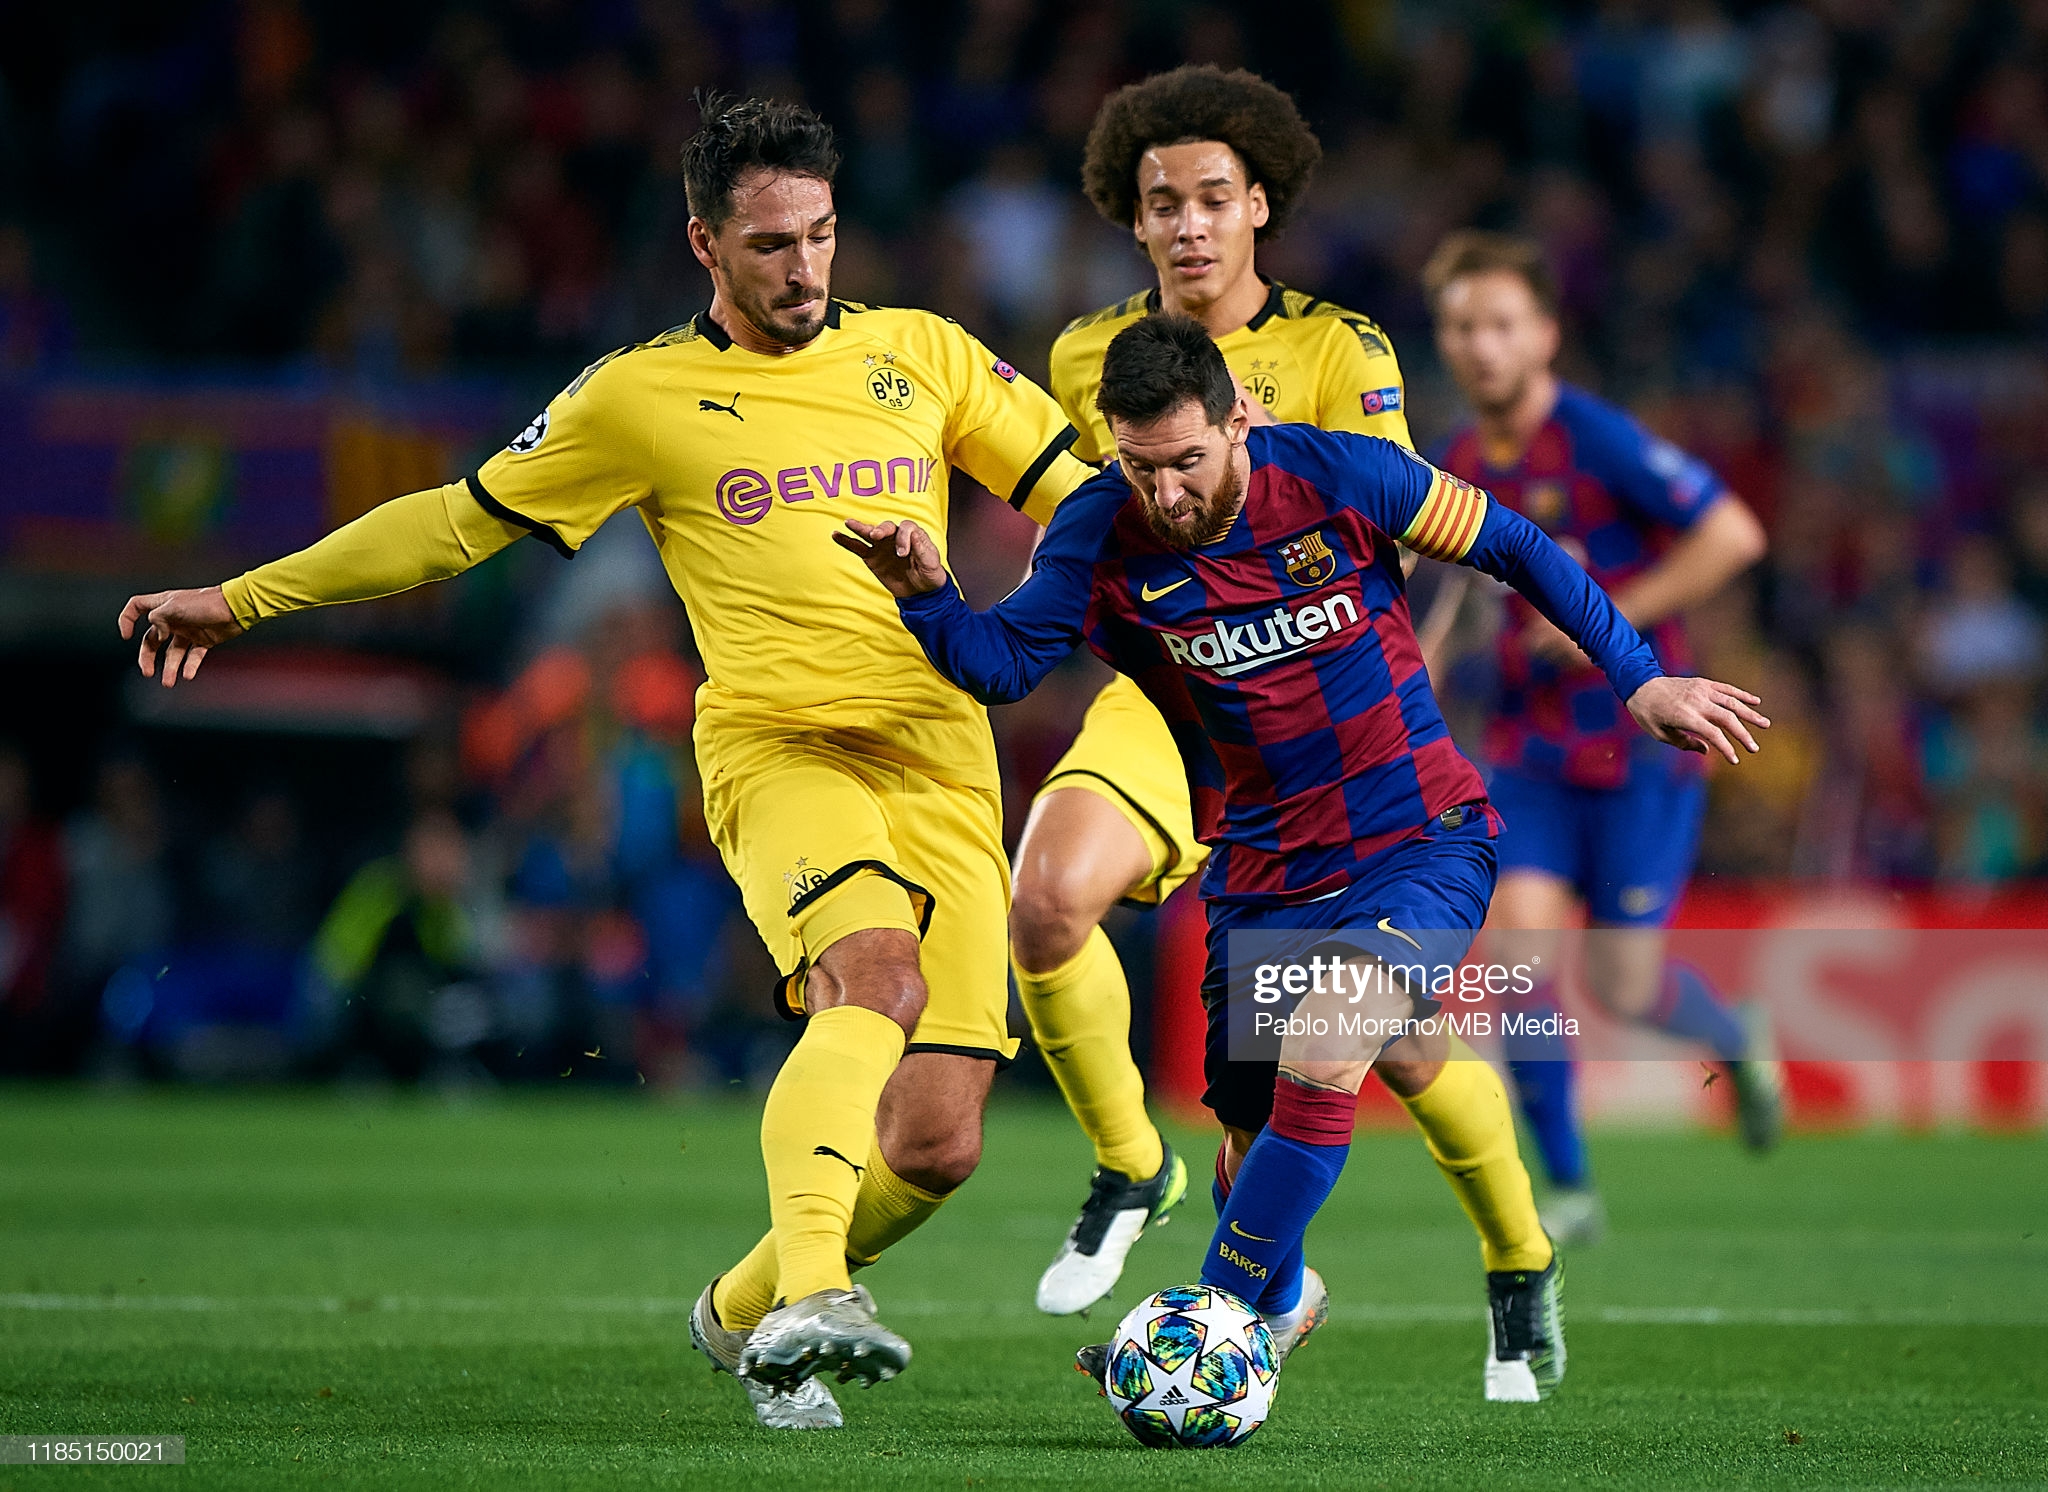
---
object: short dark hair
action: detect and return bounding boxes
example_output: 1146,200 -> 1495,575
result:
682,92 -> 840,231
1421,230 -> 1561,316
1081,65 -> 1321,241
1097,314 -> 1236,429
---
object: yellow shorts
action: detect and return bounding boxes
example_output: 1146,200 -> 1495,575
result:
1038,674 -> 1209,907
699,722 -> 1017,1062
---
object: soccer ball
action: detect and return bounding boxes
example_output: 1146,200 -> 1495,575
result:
1102,1284 -> 1278,1449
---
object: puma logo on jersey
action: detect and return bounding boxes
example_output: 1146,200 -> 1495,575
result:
813,1145 -> 865,1178
1140,577 -> 1192,602
1159,594 -> 1361,677
699,393 -> 743,420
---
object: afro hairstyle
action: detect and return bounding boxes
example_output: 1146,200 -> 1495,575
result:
1081,65 -> 1321,241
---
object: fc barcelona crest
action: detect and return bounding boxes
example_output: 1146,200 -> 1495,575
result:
1281,531 -> 1336,586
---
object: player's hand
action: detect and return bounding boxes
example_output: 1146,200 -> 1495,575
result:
1520,614 -> 1592,669
117,586 -> 243,689
1626,676 -> 1769,765
835,518 -> 948,598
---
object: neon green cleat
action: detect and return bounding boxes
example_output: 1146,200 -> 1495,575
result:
1036,1143 -> 1188,1316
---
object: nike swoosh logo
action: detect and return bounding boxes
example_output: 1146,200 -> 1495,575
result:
1377,916 -> 1423,951
1140,577 -> 1192,602
1229,1221 -> 1277,1243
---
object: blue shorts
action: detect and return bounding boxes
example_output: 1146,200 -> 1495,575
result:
1199,809 -> 1499,1132
1489,753 -> 1705,927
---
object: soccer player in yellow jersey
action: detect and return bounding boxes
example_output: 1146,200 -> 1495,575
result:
115,96 -> 1097,1430
1019,70 -> 1558,1368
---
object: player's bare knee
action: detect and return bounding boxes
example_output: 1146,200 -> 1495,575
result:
893,1130 -> 982,1194
852,964 -> 927,1035
1009,869 -> 1105,975
1279,1059 -> 1370,1096
1374,1055 -> 1445,1098
883,1111 -> 983,1193
1376,1023 -> 1449,1096
807,929 -> 928,1035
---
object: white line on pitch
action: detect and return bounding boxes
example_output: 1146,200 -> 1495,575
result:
0,1293 -> 2037,1327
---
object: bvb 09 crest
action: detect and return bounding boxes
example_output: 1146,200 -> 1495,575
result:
1281,531 -> 1336,586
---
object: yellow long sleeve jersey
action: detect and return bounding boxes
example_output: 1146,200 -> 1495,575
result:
1048,280 -> 1414,460
222,301 -> 1095,782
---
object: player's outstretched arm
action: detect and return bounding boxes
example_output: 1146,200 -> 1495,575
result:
1459,499 -> 1768,761
1625,675 -> 1769,765
837,513 -> 1096,706
114,484 -> 527,688
117,587 -> 244,689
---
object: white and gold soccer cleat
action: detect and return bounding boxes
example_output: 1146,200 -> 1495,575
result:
738,1284 -> 911,1391
689,1280 -> 844,1429
1260,1265 -> 1330,1362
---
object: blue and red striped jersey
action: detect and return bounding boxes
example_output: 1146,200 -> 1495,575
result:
1435,383 -> 1726,790
897,423 -> 1663,906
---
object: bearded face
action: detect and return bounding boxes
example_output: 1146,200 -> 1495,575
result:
1112,398 -> 1252,551
1138,446 -> 1246,549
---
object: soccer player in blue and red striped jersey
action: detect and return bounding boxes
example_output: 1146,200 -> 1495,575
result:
1423,232 -> 1784,1247
839,313 -> 1768,1402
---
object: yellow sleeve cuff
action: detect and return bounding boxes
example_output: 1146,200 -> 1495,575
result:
220,574 -> 259,631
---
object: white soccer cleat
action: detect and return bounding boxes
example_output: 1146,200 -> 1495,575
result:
738,1284 -> 911,1391
1483,1352 -> 1543,1402
1538,1186 -> 1607,1248
1036,1146 -> 1188,1316
689,1281 -> 843,1429
1260,1265 -> 1330,1363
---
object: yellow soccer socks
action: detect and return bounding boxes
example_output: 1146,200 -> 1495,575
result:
713,1138 -> 948,1331
845,1141 -> 949,1268
757,1003 -> 906,1304
1400,1037 -> 1555,1273
1014,926 -> 1165,1183
711,1232 -> 780,1332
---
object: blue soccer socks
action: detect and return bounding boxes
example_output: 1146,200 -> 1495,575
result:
1644,961 -> 1748,1061
1504,983 -> 1591,1190
1200,1078 -> 1355,1315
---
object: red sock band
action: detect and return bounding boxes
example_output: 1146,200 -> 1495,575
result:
1214,1144 -> 1233,1200
1270,1078 -> 1358,1146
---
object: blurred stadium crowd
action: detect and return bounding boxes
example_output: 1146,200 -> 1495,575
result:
2,0 -> 2047,1082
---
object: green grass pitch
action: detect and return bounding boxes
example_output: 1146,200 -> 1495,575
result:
1,1087 -> 2044,1489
